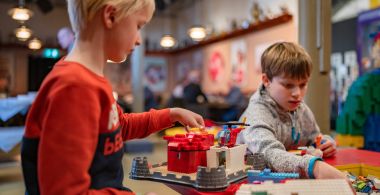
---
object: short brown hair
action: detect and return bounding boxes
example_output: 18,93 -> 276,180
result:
261,42 -> 312,80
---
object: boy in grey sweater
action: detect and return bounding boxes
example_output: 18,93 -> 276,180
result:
237,42 -> 345,179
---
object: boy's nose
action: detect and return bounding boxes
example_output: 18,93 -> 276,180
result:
291,87 -> 301,98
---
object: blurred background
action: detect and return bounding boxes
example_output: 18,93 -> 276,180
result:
1,0 -> 380,194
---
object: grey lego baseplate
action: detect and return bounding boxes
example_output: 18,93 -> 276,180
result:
129,156 -> 251,191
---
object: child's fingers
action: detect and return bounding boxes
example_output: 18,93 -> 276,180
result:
186,118 -> 203,129
188,113 -> 204,128
322,146 -> 335,154
318,141 -> 333,150
323,148 -> 337,157
184,125 -> 190,132
195,116 -> 205,127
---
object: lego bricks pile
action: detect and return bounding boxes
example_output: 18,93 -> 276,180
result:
347,173 -> 380,194
336,68 -> 380,151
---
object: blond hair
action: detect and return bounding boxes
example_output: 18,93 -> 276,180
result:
261,42 -> 313,80
66,0 -> 155,34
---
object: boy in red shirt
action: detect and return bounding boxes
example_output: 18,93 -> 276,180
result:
21,0 -> 204,194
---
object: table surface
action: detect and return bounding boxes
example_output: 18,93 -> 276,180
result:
324,148 -> 380,166
164,148 -> 380,195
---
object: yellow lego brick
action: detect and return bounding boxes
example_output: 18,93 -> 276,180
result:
335,134 -> 364,148
335,164 -> 362,176
361,164 -> 380,178
334,163 -> 380,177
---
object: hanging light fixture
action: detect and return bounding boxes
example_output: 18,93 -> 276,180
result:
15,25 -> 32,41
8,0 -> 33,23
187,0 -> 207,42
188,25 -> 207,41
28,38 -> 42,50
160,35 -> 176,48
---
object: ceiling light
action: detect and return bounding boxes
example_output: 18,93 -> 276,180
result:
8,7 -> 33,22
160,35 -> 176,48
28,38 -> 42,50
188,26 -> 207,41
15,25 -> 32,41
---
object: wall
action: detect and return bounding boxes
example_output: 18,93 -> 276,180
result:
1,0 -> 298,47
0,47 -> 30,95
153,17 -> 297,97
145,0 -> 298,50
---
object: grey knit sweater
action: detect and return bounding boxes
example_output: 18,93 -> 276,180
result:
237,85 -> 331,178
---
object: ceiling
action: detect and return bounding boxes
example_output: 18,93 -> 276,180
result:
4,0 -> 196,17
4,0 -> 366,22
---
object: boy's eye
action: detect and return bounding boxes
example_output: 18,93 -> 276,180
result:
284,84 -> 293,88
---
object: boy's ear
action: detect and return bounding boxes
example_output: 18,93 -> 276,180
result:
103,5 -> 116,29
262,73 -> 270,88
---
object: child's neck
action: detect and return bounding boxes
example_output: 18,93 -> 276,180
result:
65,37 -> 105,77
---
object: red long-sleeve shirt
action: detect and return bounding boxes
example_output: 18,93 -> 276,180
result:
22,60 -> 172,195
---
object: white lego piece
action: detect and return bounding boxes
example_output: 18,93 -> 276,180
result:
236,179 -> 354,195
206,144 -> 247,173
374,178 -> 380,189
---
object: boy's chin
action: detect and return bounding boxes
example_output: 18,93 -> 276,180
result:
107,56 -> 127,64
288,107 -> 298,111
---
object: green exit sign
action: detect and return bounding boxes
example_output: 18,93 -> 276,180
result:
42,48 -> 60,58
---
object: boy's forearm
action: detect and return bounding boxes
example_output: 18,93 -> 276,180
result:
119,108 -> 172,140
263,146 -> 318,178
242,128 -> 317,178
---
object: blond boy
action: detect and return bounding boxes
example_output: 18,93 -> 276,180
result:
22,1 -> 204,194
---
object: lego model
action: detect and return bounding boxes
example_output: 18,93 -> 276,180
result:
247,168 -> 299,183
336,67 -> 380,151
236,179 -> 355,195
130,123 -> 254,191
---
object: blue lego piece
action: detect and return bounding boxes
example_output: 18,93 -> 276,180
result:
247,168 -> 299,183
217,125 -> 231,146
360,185 -> 372,193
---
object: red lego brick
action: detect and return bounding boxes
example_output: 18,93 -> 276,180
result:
163,133 -> 214,173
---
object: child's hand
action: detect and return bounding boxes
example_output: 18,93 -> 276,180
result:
317,140 -> 336,157
169,108 -> 205,129
313,161 -> 346,179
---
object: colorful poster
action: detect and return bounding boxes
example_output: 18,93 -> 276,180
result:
176,61 -> 191,81
144,57 -> 167,92
231,39 -> 248,86
208,51 -> 225,83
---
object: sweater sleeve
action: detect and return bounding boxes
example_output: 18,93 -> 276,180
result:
239,125 -> 319,178
117,107 -> 173,141
303,105 -> 322,145
38,84 -> 133,195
